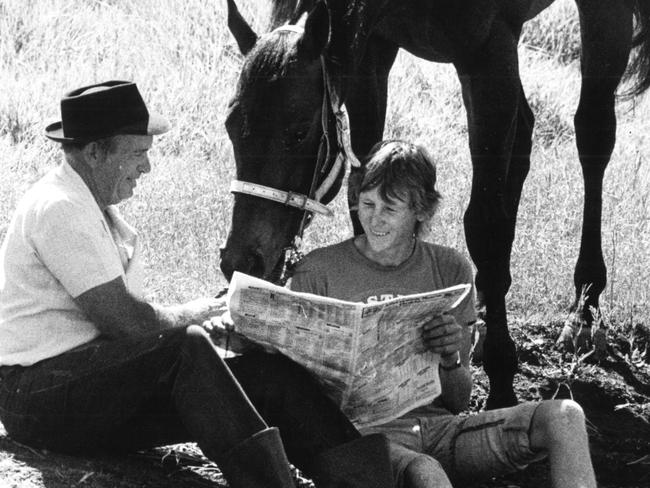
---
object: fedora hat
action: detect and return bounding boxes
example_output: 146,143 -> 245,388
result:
45,80 -> 170,143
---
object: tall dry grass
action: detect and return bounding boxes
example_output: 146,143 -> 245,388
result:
1,0 -> 648,323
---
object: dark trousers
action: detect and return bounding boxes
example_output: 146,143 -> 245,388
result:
0,325 -> 359,472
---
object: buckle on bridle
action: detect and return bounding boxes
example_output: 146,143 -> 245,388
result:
285,191 -> 308,210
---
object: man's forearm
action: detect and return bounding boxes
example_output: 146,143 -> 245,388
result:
93,298 -> 165,338
94,298 -> 225,339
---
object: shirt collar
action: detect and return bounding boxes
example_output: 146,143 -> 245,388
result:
57,160 -> 105,221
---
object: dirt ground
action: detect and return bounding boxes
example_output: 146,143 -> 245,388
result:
1,318 -> 648,488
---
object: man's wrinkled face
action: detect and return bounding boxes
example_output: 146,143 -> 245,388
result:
94,134 -> 153,206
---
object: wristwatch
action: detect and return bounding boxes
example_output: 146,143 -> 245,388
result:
439,355 -> 462,371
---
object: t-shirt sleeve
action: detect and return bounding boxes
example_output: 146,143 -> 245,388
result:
29,201 -> 124,298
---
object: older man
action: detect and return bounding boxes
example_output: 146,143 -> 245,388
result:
0,81 -> 403,488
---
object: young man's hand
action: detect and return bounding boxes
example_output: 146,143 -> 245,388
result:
422,313 -> 463,366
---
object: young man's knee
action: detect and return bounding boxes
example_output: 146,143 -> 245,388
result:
404,455 -> 452,488
548,399 -> 586,428
559,399 -> 586,422
533,399 -> 588,445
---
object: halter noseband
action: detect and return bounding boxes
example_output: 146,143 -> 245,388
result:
229,180 -> 333,216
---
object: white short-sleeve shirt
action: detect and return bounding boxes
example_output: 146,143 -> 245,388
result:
0,160 -> 134,366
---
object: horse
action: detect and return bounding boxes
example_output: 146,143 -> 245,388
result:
219,0 -> 650,409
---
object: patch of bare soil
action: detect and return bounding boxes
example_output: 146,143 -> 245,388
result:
472,319 -> 650,488
1,319 -> 648,487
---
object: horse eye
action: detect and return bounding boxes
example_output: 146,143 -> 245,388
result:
282,125 -> 310,150
284,129 -> 308,149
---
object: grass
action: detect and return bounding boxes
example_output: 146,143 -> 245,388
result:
1,0 -> 648,321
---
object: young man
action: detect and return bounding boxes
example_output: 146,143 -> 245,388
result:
290,140 -> 597,488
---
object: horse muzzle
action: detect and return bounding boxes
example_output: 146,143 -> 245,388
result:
219,243 -> 269,282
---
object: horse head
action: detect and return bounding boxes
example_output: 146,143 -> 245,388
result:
220,1 -> 345,282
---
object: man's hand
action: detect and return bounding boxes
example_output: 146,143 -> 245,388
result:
202,311 -> 267,354
181,296 -> 228,324
422,314 -> 463,365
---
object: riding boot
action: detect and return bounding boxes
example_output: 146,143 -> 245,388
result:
218,427 -> 295,488
309,433 -> 394,487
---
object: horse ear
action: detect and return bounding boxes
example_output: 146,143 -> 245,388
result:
226,0 -> 258,55
298,1 -> 330,60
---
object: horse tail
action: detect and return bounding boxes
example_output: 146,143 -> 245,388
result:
627,0 -> 650,96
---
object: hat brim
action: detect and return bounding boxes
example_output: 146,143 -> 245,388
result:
45,112 -> 170,143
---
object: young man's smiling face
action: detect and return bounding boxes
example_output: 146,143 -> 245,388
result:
356,186 -> 424,265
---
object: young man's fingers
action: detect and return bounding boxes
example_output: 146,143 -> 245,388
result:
423,314 -> 458,331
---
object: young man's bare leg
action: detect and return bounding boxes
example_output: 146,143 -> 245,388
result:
529,399 -> 597,488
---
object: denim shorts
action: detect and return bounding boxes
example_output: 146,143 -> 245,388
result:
360,402 -> 547,484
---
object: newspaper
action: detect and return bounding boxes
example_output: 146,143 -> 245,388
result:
227,271 -> 471,428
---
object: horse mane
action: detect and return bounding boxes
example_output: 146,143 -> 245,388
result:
237,32 -> 301,135
269,0 -> 317,29
244,32 -> 298,83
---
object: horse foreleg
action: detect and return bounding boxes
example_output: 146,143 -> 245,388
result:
558,0 -> 633,355
472,86 -> 533,366
504,87 -> 533,247
456,20 -> 523,409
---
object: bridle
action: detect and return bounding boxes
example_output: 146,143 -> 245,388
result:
229,24 -> 360,284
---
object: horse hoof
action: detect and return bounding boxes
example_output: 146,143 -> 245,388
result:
592,327 -> 608,362
556,323 -> 578,352
556,319 -> 592,354
485,391 -> 518,410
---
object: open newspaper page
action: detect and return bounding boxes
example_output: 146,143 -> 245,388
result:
227,271 -> 470,427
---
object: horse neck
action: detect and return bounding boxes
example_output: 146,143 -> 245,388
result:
269,0 -> 317,29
